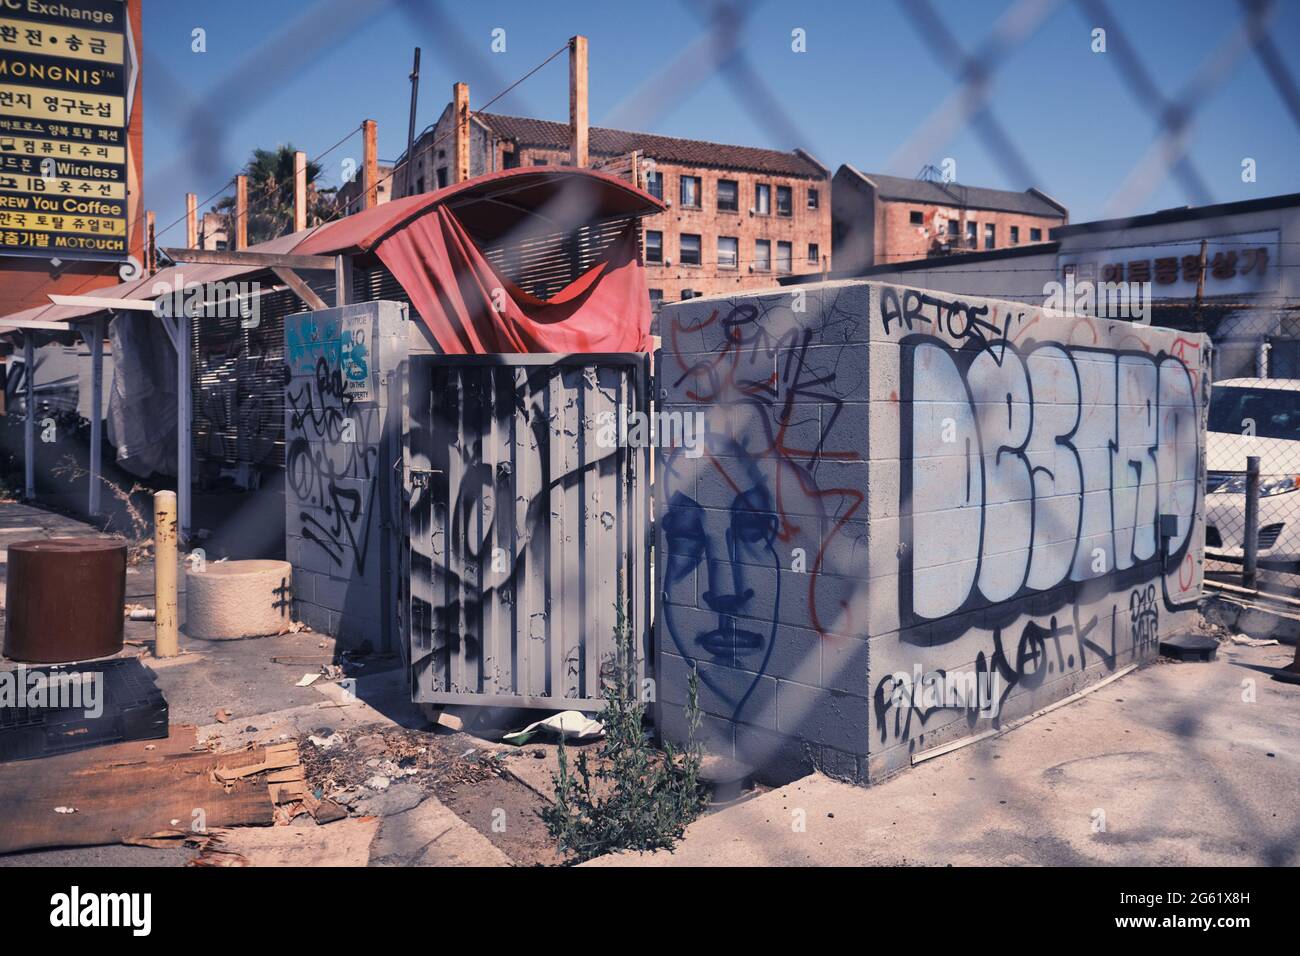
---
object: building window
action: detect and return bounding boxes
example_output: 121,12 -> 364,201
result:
984,223 -> 995,250
948,218 -> 959,238
756,183 -> 771,215
648,289 -> 664,313
645,171 -> 663,200
680,175 -> 702,208
680,233 -> 701,265
808,242 -> 820,265
645,230 -> 663,264
966,221 -> 977,245
681,289 -> 696,300
777,241 -> 793,274
808,188 -> 819,210
909,210 -> 924,225
436,167 -> 449,188
1030,227 -> 1042,242
532,158 -> 548,166
754,239 -> 771,271
1010,225 -> 1020,245
776,185 -> 792,217
717,179 -> 739,212
717,235 -> 738,269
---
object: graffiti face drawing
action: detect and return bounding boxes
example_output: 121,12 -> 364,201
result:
661,447 -> 782,717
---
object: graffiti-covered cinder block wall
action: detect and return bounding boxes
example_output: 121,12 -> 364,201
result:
656,280 -> 1208,783
284,300 -> 407,653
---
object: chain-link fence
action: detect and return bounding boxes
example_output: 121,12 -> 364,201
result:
26,0 -> 1300,595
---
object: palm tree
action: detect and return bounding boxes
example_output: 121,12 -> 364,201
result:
212,144 -> 341,245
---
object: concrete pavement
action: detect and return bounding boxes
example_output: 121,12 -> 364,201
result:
589,642 -> 1300,866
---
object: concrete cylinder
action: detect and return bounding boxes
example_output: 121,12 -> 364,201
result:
4,537 -> 127,663
185,560 -> 294,640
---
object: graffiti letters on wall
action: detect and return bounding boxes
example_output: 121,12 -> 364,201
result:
878,285 -> 1203,746
285,314 -> 376,576
662,292 -> 868,721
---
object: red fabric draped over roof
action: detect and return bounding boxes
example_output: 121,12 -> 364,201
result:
374,203 -> 651,354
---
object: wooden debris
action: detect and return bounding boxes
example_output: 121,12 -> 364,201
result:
0,729 -> 303,854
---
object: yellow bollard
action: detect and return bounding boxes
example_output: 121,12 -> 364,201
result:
154,490 -> 179,658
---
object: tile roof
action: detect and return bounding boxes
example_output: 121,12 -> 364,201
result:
477,112 -> 826,178
839,167 -> 1067,217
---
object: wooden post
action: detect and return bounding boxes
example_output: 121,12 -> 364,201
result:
569,35 -> 589,167
453,84 -> 470,183
363,119 -> 379,209
154,490 -> 179,658
293,150 -> 308,233
185,192 -> 198,249
177,310 -> 192,540
235,174 -> 248,250
145,210 -> 156,272
23,335 -> 34,500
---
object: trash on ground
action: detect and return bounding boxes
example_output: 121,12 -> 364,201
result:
502,711 -> 604,746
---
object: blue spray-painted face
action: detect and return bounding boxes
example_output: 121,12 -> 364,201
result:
661,448 -> 782,719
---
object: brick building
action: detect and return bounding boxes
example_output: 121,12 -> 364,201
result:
337,163 -> 393,216
392,93 -> 832,307
832,165 -> 1067,272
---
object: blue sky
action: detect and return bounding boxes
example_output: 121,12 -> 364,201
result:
141,0 -> 1300,247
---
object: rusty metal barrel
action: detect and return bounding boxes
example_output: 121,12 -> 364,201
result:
4,537 -> 128,663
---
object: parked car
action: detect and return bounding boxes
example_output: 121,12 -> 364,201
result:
1205,378 -> 1300,564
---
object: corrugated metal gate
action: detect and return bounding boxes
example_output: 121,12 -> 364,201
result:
404,354 -> 649,710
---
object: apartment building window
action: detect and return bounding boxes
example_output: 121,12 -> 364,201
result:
645,171 -> 663,200
756,183 -> 771,215
680,175 -> 702,208
1030,227 -> 1043,241
717,179 -> 739,212
1010,225 -> 1020,244
777,241 -> 793,274
808,187 -> 819,210
909,210 -> 924,225
966,221 -> 977,246
645,229 -> 663,264
680,233 -> 701,265
948,218 -> 959,238
984,223 -> 995,250
808,242 -> 820,265
754,239 -> 771,271
648,289 -> 664,313
718,235 -> 738,269
776,185 -> 792,217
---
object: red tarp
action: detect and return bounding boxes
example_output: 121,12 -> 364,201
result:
375,203 -> 651,354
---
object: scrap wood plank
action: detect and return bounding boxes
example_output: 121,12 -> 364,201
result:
192,818 -> 379,867
0,733 -> 299,855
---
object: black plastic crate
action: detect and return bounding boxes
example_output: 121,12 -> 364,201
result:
0,657 -> 169,763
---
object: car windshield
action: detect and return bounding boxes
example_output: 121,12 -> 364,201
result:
1208,385 -> 1300,441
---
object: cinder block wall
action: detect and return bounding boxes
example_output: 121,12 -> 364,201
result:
284,300 -> 407,653
656,280 -> 1208,783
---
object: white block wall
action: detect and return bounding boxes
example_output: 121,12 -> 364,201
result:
656,280 -> 1208,782
284,300 -> 407,652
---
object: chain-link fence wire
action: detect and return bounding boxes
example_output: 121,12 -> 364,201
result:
8,1 -> 1296,852
132,0 -> 1300,594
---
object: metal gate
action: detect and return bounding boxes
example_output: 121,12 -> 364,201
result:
404,353 -> 649,710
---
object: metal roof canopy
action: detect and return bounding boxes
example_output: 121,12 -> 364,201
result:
0,167 -> 664,542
